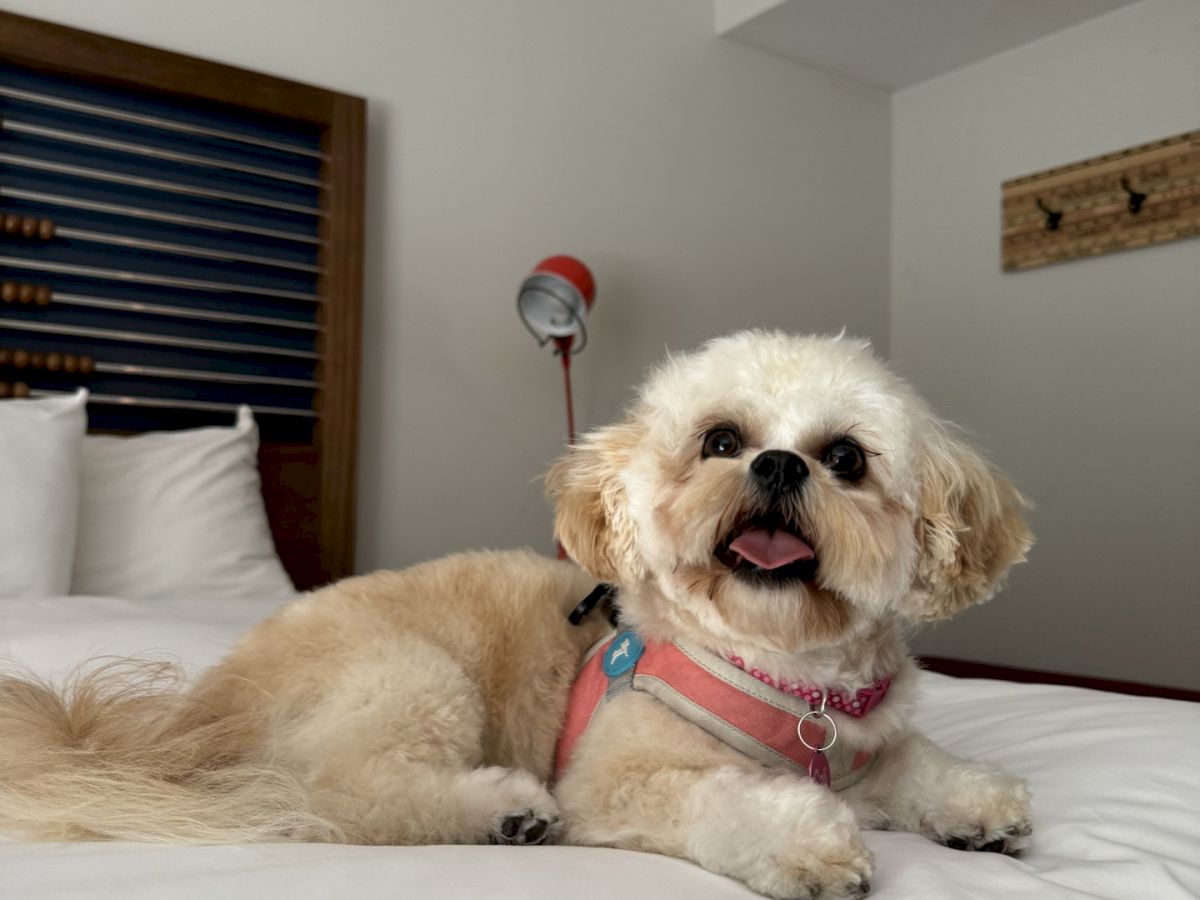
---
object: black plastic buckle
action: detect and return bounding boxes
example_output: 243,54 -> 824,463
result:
569,583 -> 618,626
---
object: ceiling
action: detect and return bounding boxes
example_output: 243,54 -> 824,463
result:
716,0 -> 1142,91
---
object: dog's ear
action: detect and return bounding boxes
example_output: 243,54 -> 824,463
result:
904,422 -> 1033,621
545,419 -> 646,584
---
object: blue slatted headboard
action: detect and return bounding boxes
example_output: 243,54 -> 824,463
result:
0,61 -> 324,438
0,12 -> 365,588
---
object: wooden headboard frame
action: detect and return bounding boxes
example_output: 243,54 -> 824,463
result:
0,12 -> 365,590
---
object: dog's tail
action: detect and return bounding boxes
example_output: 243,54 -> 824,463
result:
0,659 -> 338,843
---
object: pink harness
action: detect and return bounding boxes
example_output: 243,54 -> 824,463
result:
555,631 -> 891,791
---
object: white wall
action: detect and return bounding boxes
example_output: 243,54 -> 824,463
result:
6,0 -> 891,571
891,0 -> 1200,689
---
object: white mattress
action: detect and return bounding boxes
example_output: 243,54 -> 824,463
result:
2,594 -> 1198,900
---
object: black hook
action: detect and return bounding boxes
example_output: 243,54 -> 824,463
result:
1036,198 -> 1064,231
1119,177 -> 1147,214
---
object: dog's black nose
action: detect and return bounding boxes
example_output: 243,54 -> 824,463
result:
750,450 -> 808,497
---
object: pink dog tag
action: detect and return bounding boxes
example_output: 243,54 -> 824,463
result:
808,749 -> 831,786
798,705 -> 836,788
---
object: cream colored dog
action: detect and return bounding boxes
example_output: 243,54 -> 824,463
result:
0,331 -> 1032,899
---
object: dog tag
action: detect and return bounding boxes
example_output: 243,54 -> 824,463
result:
798,705 -> 836,788
602,631 -> 644,677
808,750 -> 831,786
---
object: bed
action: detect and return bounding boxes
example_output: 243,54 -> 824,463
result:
3,591 -> 1199,900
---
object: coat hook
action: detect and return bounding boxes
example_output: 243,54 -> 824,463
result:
1036,198 -> 1064,231
1119,177 -> 1147,214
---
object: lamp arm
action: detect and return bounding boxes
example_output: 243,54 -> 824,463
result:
554,336 -> 576,445
553,335 -> 576,561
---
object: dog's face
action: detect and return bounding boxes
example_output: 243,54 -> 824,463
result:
547,332 -> 1032,655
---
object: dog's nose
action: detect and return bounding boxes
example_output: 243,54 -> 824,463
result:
750,450 -> 809,497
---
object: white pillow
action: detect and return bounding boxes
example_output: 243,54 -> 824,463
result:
72,406 -> 295,599
0,390 -> 88,597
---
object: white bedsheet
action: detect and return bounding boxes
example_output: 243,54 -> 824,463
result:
2,594 -> 1197,900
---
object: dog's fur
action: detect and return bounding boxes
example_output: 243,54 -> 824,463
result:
0,331 -> 1032,899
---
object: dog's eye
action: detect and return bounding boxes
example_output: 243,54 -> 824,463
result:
823,439 -> 867,481
702,428 -> 742,459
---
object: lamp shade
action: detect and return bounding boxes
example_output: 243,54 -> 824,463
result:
517,255 -> 596,345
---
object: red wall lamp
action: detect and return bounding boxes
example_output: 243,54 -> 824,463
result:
516,255 -> 596,446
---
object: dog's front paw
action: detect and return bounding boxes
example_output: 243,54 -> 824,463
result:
747,825 -> 874,900
696,780 -> 874,900
921,766 -> 1032,856
488,808 -> 558,845
465,766 -> 561,846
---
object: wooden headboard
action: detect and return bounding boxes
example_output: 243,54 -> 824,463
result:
0,12 -> 364,590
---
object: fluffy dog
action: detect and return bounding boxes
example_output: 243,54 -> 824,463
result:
0,331 -> 1032,899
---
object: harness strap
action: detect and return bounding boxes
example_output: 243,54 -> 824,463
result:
555,632 -> 879,791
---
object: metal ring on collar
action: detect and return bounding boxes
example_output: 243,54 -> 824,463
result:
796,710 -> 838,752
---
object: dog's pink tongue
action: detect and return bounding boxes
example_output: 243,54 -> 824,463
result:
729,528 -> 814,570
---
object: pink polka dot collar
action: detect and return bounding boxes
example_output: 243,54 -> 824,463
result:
725,655 -> 893,718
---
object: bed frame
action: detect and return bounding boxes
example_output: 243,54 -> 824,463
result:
0,12 -> 364,590
920,656 -> 1200,703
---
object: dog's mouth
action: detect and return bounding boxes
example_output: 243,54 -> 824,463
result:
715,513 -> 818,586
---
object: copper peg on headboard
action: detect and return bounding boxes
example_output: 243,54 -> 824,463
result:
55,352 -> 94,375
0,382 -> 30,399
0,347 -> 92,374
1,214 -> 55,241
0,282 -> 52,306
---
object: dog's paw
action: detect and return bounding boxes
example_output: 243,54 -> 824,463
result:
742,799 -> 874,899
689,772 -> 874,899
488,808 -> 558,845
940,819 -> 1032,855
468,766 -> 561,846
770,863 -> 872,900
922,767 -> 1032,856
749,829 -> 874,900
